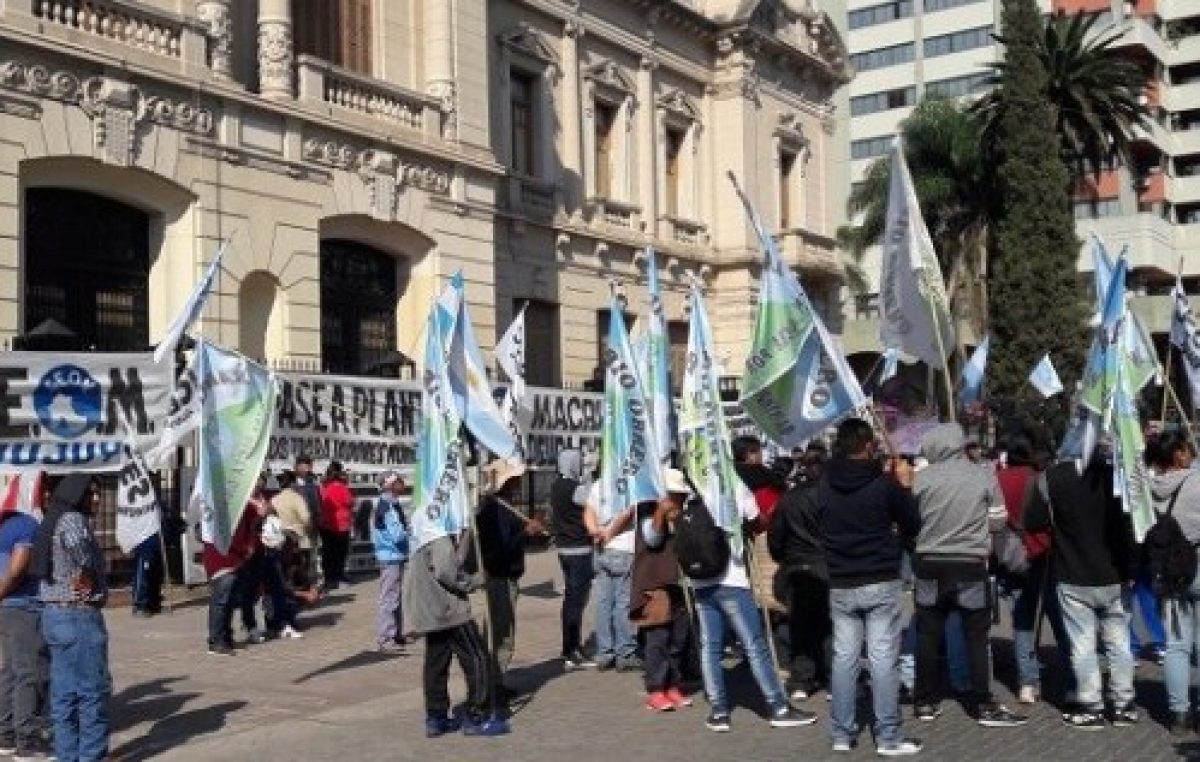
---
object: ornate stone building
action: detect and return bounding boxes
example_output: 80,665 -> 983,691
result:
0,0 -> 851,385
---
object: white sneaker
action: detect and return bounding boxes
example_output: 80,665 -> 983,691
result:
281,625 -> 303,640
1018,685 -> 1038,705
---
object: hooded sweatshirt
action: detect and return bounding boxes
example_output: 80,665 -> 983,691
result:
819,456 -> 920,589
551,450 -> 591,551
402,534 -> 474,636
913,423 -> 1000,564
1151,467 -> 1200,545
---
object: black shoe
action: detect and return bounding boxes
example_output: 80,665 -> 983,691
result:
769,704 -> 818,728
914,704 -> 941,722
132,608 -> 153,618
563,650 -> 597,671
615,657 -> 643,673
207,642 -> 235,656
705,711 -> 732,733
1169,711 -> 1193,738
977,704 -> 1028,728
1109,703 -> 1139,727
596,656 -> 615,672
1062,710 -> 1105,731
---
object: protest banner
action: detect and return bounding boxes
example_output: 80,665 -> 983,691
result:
0,352 -> 171,472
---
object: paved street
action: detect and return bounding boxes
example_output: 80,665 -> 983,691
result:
104,550 -> 1191,762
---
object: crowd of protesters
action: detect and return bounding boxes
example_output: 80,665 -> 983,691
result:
6,417 -> 1200,758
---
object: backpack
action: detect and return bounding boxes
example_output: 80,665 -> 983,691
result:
1144,478 -> 1197,600
674,496 -> 730,580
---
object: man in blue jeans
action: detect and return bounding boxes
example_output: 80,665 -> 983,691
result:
585,481 -> 640,672
819,418 -> 923,756
0,503 -> 51,760
31,475 -> 110,762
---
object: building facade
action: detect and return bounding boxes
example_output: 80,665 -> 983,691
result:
0,0 -> 854,389
841,0 -> 1200,362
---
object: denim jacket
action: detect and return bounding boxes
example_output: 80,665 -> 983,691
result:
372,495 -> 410,564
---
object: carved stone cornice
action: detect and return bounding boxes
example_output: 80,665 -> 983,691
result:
301,135 -> 452,220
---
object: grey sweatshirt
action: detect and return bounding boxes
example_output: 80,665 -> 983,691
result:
1151,468 -> 1200,545
401,534 -> 474,636
913,423 -> 1000,560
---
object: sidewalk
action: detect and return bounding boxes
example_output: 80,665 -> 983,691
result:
105,550 -> 1190,761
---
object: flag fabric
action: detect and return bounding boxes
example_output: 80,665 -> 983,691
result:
115,414 -> 162,554
190,341 -> 277,553
154,239 -> 229,363
1092,239 -> 1160,391
434,272 -> 464,351
0,472 -> 42,514
1171,277 -> 1200,408
1080,256 -> 1128,425
644,248 -> 675,464
880,347 -> 900,384
496,305 -> 527,459
444,280 -> 518,460
680,286 -> 749,538
1113,360 -> 1156,541
959,336 -> 990,407
144,348 -> 202,468
411,309 -> 468,551
598,297 -> 665,523
731,176 -> 867,448
879,142 -> 955,370
1029,354 -> 1064,398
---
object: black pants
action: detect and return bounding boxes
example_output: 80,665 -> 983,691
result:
0,607 -> 48,754
320,530 -> 350,585
642,588 -> 689,693
207,573 -> 238,648
132,533 -> 164,613
787,570 -> 832,687
558,551 -> 594,656
914,576 -> 992,710
423,621 -> 490,717
235,554 -> 263,632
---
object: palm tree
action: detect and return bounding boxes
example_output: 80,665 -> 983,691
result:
838,97 -> 992,340
975,10 -> 1150,180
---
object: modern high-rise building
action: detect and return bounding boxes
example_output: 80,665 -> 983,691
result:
841,0 -> 1200,376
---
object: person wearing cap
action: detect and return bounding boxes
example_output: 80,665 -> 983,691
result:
319,461 -> 355,589
632,469 -> 693,713
472,459 -> 545,701
372,472 -> 411,652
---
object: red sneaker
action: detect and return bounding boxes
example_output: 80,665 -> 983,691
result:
646,691 -> 677,712
666,686 -> 693,709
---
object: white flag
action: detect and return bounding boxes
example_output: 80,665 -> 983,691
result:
879,141 -> 955,369
879,347 -> 900,384
144,349 -> 202,467
114,411 -> 162,554
1029,354 -> 1064,398
154,239 -> 229,363
1171,277 -> 1200,409
496,306 -> 527,459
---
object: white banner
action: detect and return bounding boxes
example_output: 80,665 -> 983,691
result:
116,439 -> 161,554
0,352 -> 171,472
1172,279 -> 1200,409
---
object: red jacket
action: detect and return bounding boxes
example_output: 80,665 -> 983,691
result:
320,480 -> 355,533
997,465 -> 1051,560
202,506 -> 262,578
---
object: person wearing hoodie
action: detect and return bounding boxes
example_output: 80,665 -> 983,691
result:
33,475 -> 109,762
372,472 -> 410,652
550,449 -> 597,670
1024,453 -> 1136,731
768,473 -> 830,701
819,418 -> 923,756
912,423 -> 1026,728
403,532 -> 507,737
1148,432 -> 1200,735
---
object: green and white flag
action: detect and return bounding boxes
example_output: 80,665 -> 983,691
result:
1113,359 -> 1156,541
680,286 -> 749,538
731,176 -> 867,448
191,340 -> 277,553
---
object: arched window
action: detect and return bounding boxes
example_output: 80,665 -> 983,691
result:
320,239 -> 397,375
24,188 -> 150,351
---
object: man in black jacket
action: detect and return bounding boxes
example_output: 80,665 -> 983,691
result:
475,459 -> 545,700
819,418 -> 923,756
769,480 -> 830,700
1024,456 -> 1136,731
550,449 -> 596,670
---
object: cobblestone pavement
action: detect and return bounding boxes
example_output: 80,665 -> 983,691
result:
101,550 -> 1193,761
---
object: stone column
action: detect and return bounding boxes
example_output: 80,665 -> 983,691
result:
561,20 -> 583,214
196,0 -> 233,79
637,56 -> 658,235
257,0 -> 293,99
424,0 -> 456,128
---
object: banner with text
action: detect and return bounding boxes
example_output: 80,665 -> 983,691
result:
0,352 -> 171,472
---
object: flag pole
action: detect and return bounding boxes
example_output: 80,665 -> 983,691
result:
1163,257 -> 1185,427
929,301 -> 956,423
1164,379 -> 1200,452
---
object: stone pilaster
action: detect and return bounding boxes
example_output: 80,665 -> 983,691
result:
257,0 -> 293,99
196,0 -> 233,80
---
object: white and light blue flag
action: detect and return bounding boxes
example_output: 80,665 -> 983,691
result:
959,336 -> 990,407
1029,354 -> 1064,398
